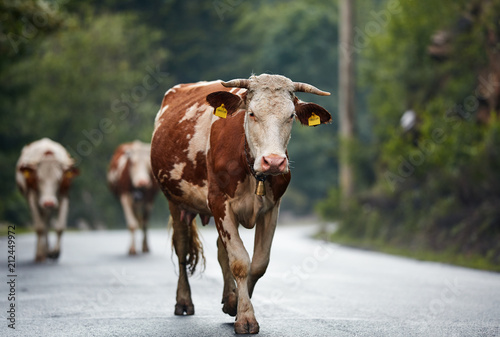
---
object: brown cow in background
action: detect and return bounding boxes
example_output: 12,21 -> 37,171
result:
107,140 -> 159,255
16,138 -> 79,262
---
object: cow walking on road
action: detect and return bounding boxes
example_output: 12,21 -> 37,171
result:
151,74 -> 331,334
16,138 -> 79,262
108,140 -> 159,255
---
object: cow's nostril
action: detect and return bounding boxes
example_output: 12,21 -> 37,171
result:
43,201 -> 56,208
135,179 -> 151,188
261,155 -> 287,173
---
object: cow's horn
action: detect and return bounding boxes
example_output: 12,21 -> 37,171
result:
293,82 -> 331,96
221,79 -> 250,89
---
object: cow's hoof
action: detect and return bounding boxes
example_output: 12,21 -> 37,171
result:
142,245 -> 149,253
47,250 -> 60,260
222,293 -> 238,317
234,318 -> 259,334
174,303 -> 194,315
128,247 -> 137,255
35,255 -> 46,263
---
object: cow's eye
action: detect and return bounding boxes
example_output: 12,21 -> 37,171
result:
290,113 -> 295,119
249,112 -> 255,118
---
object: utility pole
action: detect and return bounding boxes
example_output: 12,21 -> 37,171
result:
339,0 -> 356,200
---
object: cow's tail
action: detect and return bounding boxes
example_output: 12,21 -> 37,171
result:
168,215 -> 206,275
186,217 -> 205,275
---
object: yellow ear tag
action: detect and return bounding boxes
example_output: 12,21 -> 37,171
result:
308,112 -> 321,126
215,104 -> 228,119
23,171 -> 31,179
65,171 -> 73,179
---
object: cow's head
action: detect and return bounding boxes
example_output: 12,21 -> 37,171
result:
19,152 -> 79,209
207,74 -> 331,175
126,141 -> 153,189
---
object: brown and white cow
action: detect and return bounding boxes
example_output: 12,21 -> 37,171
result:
151,74 -> 331,334
107,140 -> 159,255
16,138 -> 79,262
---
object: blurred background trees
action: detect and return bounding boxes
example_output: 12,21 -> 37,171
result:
318,0 -> 500,269
0,0 -> 339,227
1,0 -> 499,269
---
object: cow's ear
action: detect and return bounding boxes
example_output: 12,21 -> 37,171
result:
206,91 -> 244,116
64,166 -> 80,179
19,165 -> 37,189
19,165 -> 35,179
60,167 -> 79,194
294,98 -> 332,126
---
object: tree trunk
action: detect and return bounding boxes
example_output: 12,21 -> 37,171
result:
339,0 -> 356,200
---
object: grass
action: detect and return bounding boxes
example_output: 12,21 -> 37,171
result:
0,223 -> 33,237
319,233 -> 500,273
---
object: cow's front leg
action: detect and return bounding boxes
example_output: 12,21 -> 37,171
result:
28,193 -> 47,262
48,196 -> 69,260
35,228 -> 49,263
120,193 -> 139,255
217,237 -> 237,316
213,208 -> 259,334
248,206 -> 279,297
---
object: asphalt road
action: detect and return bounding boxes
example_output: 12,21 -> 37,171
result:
1,223 -> 500,337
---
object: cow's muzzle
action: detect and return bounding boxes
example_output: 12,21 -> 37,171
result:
40,197 -> 58,209
135,179 -> 151,188
260,154 -> 288,175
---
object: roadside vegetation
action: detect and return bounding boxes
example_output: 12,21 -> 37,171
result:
318,0 -> 500,272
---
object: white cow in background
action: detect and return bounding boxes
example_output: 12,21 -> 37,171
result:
16,138 -> 79,262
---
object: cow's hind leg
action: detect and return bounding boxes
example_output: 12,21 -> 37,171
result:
141,201 -> 153,253
46,230 -> 62,260
217,237 -> 238,316
141,222 -> 149,253
169,203 -> 204,315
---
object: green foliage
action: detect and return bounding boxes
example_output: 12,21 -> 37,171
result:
0,0 -> 63,61
320,0 -> 500,269
234,1 -> 338,86
1,9 -> 171,227
1,0 -> 340,227
0,0 -> 66,225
